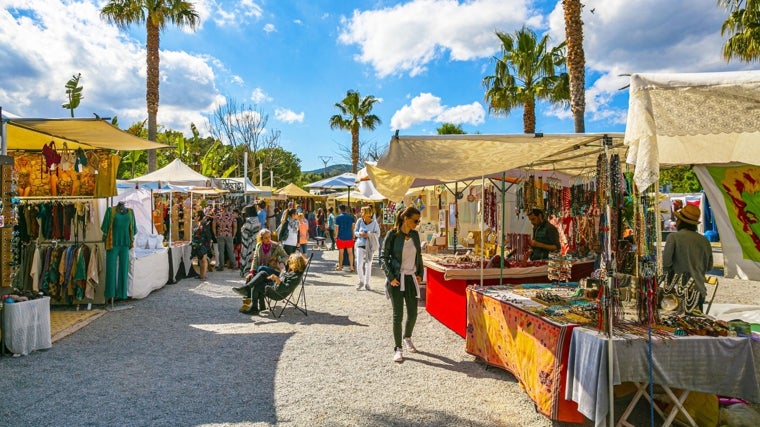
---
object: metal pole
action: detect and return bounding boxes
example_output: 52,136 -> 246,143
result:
479,176 -> 484,288
244,150 -> 248,186
1,107 -> 6,155
501,172 -> 506,285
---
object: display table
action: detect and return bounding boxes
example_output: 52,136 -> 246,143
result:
565,327 -> 760,427
128,247 -> 170,299
2,296 -> 52,356
425,258 -> 595,337
465,286 -> 585,423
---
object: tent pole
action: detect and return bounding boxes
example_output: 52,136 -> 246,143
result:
168,192 -> 173,245
500,172 -> 506,285
480,175 -> 484,288
604,144 -> 615,427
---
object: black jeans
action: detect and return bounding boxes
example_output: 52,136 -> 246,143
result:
247,271 -> 273,310
387,275 -> 418,350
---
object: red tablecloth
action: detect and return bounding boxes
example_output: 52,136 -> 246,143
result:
424,259 -> 595,337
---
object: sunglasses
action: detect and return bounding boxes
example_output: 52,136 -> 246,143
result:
408,218 -> 420,224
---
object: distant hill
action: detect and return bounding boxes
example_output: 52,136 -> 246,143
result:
303,163 -> 352,176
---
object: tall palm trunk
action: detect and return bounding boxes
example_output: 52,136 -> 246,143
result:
523,98 -> 536,134
563,0 -> 586,133
146,20 -> 160,172
351,127 -> 359,173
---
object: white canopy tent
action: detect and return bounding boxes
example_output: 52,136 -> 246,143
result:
624,70 -> 760,280
127,158 -> 210,187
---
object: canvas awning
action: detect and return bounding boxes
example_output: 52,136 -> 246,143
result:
624,70 -> 760,191
3,117 -> 168,151
367,133 -> 625,202
128,158 -> 210,187
275,183 -> 325,198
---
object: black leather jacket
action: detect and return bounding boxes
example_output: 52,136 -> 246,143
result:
381,228 -> 424,283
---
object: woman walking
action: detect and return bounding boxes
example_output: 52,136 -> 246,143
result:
381,206 -> 423,363
354,205 -> 380,290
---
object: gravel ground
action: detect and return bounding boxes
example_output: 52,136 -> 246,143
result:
2,246 -> 758,426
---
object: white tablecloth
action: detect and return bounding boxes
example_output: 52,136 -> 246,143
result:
565,327 -> 760,426
2,296 -> 52,356
128,247 -> 170,299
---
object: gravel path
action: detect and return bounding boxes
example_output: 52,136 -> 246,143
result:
2,247 -> 758,426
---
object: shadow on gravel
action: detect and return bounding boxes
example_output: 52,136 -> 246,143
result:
403,351 -> 519,382
2,278 -> 302,426
358,403 -> 511,427
254,309 -> 369,327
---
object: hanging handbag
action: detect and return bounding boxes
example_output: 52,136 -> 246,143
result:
59,142 -> 74,171
74,147 -> 88,172
41,141 -> 61,170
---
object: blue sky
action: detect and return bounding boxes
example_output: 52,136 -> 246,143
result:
0,0 -> 753,171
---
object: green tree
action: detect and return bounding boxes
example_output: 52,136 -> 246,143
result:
329,90 -> 381,173
62,73 -> 83,118
563,0 -> 586,132
719,0 -> 760,62
482,26 -> 569,133
101,0 -> 199,172
660,166 -> 703,193
436,123 -> 466,134
256,147 -> 301,188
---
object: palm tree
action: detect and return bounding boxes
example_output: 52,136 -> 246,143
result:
482,26 -> 569,134
563,0 -> 586,133
329,90 -> 381,173
101,0 -> 199,172
718,0 -> 760,62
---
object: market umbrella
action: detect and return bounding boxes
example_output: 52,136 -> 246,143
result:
305,172 -> 358,204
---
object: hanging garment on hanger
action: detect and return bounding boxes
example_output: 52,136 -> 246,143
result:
85,245 -> 100,300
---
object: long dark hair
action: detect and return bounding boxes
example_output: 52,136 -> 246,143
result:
394,206 -> 421,230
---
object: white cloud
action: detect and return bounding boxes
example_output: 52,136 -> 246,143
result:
390,93 -> 485,130
263,23 -> 276,33
338,0 -> 541,78
0,0 -> 221,132
212,0 -> 263,28
545,0 -> 747,125
275,108 -> 304,123
293,19 -> 302,25
251,87 -> 272,103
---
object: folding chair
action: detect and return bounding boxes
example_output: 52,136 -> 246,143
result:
264,252 -> 312,318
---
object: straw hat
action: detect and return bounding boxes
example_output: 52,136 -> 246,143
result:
674,204 -> 701,225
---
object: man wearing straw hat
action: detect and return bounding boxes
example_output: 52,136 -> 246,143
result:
662,204 -> 713,312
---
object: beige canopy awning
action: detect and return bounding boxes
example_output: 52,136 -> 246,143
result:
4,118 -> 168,151
275,183 -> 326,198
368,133 -> 626,202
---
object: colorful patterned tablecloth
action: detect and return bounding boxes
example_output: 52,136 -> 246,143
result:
465,286 -> 584,423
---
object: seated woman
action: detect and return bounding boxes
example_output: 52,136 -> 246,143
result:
233,253 -> 307,315
248,228 -> 288,277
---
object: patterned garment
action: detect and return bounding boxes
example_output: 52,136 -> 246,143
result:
216,211 -> 235,237
240,218 -> 260,269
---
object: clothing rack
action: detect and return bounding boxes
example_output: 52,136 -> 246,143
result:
18,196 -> 97,201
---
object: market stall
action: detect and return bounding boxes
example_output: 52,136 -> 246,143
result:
465,285 -> 592,423
566,326 -> 760,426
2,116 -> 167,307
427,255 -> 596,337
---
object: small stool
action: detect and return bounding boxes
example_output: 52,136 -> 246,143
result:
314,237 -> 326,249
